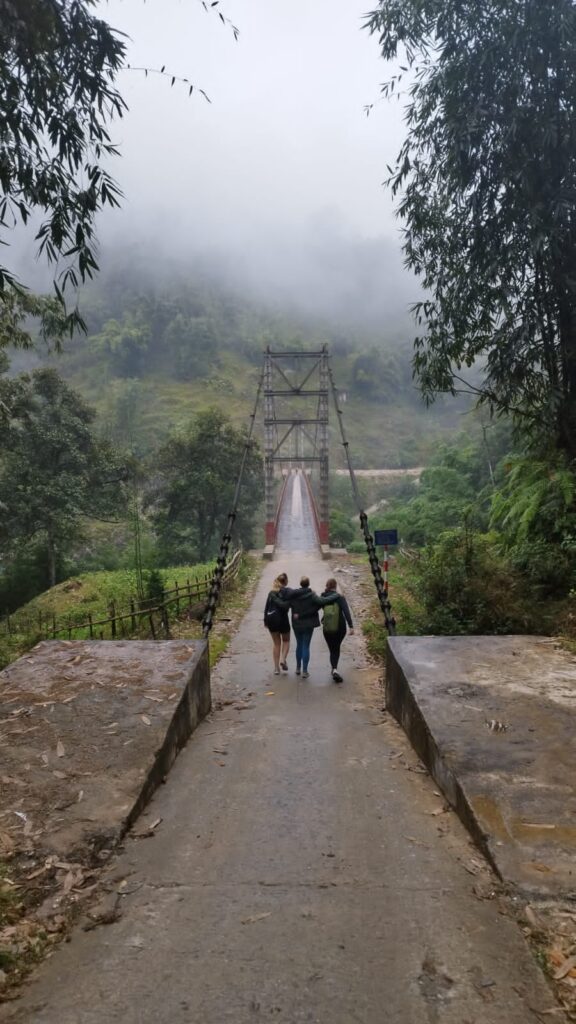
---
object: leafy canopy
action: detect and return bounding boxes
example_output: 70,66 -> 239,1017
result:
150,407 -> 263,564
366,0 -> 576,458
0,368 -> 126,586
0,0 -> 127,333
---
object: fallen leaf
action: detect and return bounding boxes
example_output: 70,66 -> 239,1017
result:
23,819 -> 33,836
241,912 -> 271,925
0,831 -> 14,853
403,835 -> 428,847
41,753 -> 49,765
26,864 -> 48,880
56,739 -> 65,758
77,790 -> 84,803
140,715 -> 151,726
62,872 -> 75,895
554,955 -> 576,981
53,770 -> 67,779
265,691 -> 275,696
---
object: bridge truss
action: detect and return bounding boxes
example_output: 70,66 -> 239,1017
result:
263,346 -> 330,545
201,344 -> 396,641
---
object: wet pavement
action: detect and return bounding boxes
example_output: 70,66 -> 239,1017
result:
276,471 -> 318,554
0,499 -> 562,1023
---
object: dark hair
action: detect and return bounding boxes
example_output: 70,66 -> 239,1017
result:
325,578 -> 337,591
300,576 -> 310,587
277,572 -> 288,585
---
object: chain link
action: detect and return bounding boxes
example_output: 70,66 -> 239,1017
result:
201,369 -> 265,640
328,365 -> 397,636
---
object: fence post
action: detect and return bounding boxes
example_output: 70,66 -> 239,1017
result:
52,613 -> 57,639
68,616 -> 72,641
110,601 -> 116,639
148,614 -> 156,640
175,581 -> 180,614
161,605 -> 170,637
88,613 -> 93,639
131,599 -> 136,632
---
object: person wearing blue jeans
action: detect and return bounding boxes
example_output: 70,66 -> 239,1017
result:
290,576 -> 338,678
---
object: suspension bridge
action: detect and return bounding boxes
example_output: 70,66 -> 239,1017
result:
202,345 -> 394,640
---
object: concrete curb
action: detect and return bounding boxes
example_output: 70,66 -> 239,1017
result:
386,639 -> 499,875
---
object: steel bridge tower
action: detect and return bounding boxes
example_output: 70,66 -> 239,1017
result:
263,346 -> 330,545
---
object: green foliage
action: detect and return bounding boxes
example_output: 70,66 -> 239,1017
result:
0,369 -> 127,594
144,568 -> 165,607
403,528 -> 533,635
491,454 -> 576,594
0,0 -> 126,333
93,315 -> 151,378
373,426 -> 513,547
366,0 -> 576,458
329,510 -> 355,548
149,407 -> 263,563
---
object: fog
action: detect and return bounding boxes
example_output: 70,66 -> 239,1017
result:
21,0 -> 417,328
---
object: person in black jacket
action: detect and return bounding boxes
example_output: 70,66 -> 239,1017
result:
320,577 -> 354,683
290,576 -> 338,678
263,572 -> 293,674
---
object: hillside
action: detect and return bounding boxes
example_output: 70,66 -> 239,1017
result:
28,261 -> 474,469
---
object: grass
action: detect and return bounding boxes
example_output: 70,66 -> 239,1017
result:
0,560 -> 217,668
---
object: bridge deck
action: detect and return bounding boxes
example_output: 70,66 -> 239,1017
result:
2,544 -> 555,1021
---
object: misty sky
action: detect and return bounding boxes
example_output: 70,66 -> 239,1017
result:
93,0 -> 415,321
102,0 -> 404,241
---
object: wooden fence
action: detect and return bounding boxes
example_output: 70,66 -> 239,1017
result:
0,550 -> 243,643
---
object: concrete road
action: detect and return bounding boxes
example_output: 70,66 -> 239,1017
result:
1,517 -> 559,1021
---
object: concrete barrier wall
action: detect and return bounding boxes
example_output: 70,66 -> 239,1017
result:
125,640 -> 211,831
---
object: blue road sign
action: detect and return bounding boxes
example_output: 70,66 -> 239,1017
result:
374,529 -> 398,547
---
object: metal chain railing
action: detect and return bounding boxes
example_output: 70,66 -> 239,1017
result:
328,365 -> 396,635
201,368 -> 265,639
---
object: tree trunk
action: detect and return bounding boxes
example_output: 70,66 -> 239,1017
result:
46,532 -> 57,590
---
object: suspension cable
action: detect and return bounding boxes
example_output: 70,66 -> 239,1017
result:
201,367 -> 265,639
327,365 -> 396,636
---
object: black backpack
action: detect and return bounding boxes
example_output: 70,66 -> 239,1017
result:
264,593 -> 284,631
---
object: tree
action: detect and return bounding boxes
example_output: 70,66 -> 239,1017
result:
0,369 -> 126,587
0,1 -> 126,333
366,1 -> 576,458
150,408 -> 263,563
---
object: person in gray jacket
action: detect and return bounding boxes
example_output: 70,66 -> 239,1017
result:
290,576 -> 338,678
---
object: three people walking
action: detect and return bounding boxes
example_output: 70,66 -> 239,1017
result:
264,573 -> 352,681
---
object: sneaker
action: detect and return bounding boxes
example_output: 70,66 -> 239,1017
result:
332,670 -> 343,683
302,671 -> 309,679
295,668 -> 301,676
280,661 -> 288,671
274,668 -> 280,675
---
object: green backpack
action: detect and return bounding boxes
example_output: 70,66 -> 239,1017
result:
322,600 -> 340,633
